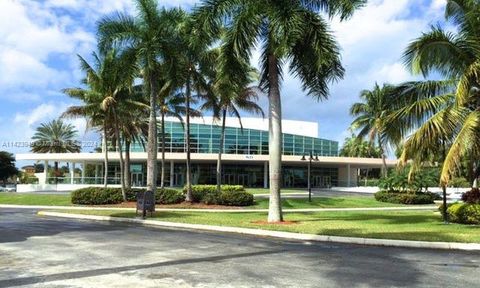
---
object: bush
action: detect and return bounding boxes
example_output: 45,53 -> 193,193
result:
220,191 -> 254,206
378,166 -> 439,193
71,187 -> 123,205
183,185 -> 246,203
155,188 -> 185,204
182,185 -> 253,206
374,190 -> 436,205
72,187 -> 184,205
461,188 -> 480,204
449,177 -> 470,188
445,203 -> 480,224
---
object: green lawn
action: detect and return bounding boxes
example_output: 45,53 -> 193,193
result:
52,209 -> 480,243
246,188 -> 307,195
0,193 -> 71,206
252,197 -> 405,209
0,192 -> 404,209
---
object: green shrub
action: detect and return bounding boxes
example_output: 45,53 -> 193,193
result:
181,185 -> 253,206
461,188 -> 480,204
71,187 -> 123,205
374,190 -> 436,205
378,166 -> 439,193
449,177 -> 470,188
183,185 -> 245,203
155,188 -> 185,204
220,191 -> 254,206
445,203 -> 480,224
72,187 -> 185,205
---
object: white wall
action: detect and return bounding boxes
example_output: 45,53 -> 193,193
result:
16,184 -> 121,193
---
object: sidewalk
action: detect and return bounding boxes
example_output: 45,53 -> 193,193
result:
0,204 -> 437,213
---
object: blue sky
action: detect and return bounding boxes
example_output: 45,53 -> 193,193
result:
0,0 -> 447,161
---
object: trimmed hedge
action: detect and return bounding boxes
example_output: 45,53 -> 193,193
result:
220,191 -> 254,206
374,190 -> 437,205
182,185 -> 253,206
71,187 -> 184,205
444,203 -> 480,224
71,187 -> 123,205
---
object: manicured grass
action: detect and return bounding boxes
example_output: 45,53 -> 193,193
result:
246,188 -> 307,195
0,192 -> 403,209
252,197 -> 405,209
53,209 -> 480,243
0,193 -> 71,206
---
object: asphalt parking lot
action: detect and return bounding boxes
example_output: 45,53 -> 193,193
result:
0,208 -> 479,287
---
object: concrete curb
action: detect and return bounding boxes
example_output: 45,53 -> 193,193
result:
38,211 -> 480,251
0,204 -> 438,213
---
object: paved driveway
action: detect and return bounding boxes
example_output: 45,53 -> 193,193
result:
0,208 -> 479,287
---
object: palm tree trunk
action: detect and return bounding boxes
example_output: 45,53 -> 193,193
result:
378,138 -> 387,177
267,52 -> 283,223
124,140 -> 131,189
216,109 -> 227,193
113,110 -> 126,201
185,74 -> 193,202
160,109 -> 166,189
54,161 -> 59,185
146,74 -> 158,199
103,123 -> 109,187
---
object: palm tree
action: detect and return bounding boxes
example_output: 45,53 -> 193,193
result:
63,49 -> 138,200
98,0 -> 180,195
172,9 -> 216,202
63,85 -> 111,187
31,119 -> 81,184
118,86 -> 149,189
386,0 -> 480,221
201,65 -> 264,193
158,85 -> 196,189
350,83 -> 397,176
195,0 -> 365,221
339,134 -> 382,158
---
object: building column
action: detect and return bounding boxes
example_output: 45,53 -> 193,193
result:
95,164 -> 99,184
82,161 -> 86,184
170,161 -> 174,187
70,162 -> 75,184
43,160 -> 48,185
263,162 -> 268,189
347,164 -> 351,187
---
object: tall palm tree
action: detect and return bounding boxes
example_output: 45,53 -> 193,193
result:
195,0 -> 365,222
350,83 -> 397,176
386,0 -> 480,221
172,9 -> 216,202
98,0 -> 180,195
31,119 -> 81,184
117,86 -> 149,189
63,80 -> 114,187
201,64 -> 263,193
158,87 -> 197,189
63,49 -> 138,200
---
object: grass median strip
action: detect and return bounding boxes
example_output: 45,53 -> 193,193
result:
47,209 -> 480,243
0,193 -> 71,206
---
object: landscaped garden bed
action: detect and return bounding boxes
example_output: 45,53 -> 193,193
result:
71,185 -> 254,207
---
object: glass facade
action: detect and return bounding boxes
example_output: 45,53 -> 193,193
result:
130,121 -> 339,156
